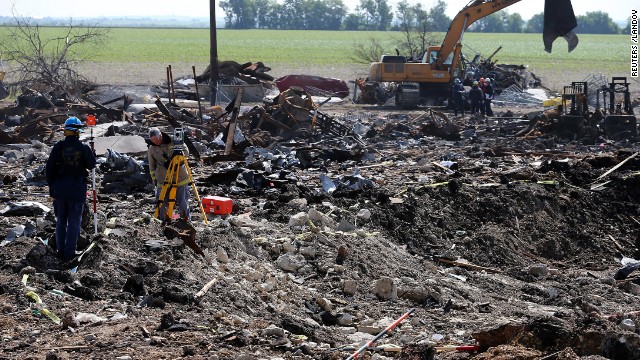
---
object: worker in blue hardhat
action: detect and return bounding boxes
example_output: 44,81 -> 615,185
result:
451,78 -> 465,116
45,117 -> 96,262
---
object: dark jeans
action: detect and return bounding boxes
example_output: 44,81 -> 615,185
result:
453,98 -> 464,115
53,199 -> 85,261
471,100 -> 484,115
485,99 -> 494,116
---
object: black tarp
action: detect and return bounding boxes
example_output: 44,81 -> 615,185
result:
543,0 -> 578,53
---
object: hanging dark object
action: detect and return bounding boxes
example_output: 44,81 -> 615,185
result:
543,0 -> 579,53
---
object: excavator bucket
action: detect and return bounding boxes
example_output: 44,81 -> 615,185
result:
543,0 -> 578,53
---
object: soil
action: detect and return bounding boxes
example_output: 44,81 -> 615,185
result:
1,62 -> 640,360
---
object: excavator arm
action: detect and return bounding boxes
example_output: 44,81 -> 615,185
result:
435,0 -> 578,68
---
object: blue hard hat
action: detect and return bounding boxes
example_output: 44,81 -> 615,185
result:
64,117 -> 84,132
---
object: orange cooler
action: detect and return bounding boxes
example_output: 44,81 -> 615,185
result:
202,196 -> 233,215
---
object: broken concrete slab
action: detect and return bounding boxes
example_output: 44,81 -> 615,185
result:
91,135 -> 147,156
0,201 -> 51,216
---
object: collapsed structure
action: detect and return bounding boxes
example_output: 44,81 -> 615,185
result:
0,56 -> 639,359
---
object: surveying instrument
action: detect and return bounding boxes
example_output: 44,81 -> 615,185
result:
153,127 -> 208,224
86,114 -> 98,235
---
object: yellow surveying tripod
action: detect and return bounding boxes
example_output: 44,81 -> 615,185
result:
153,128 -> 209,224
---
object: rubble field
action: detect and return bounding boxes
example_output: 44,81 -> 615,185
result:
0,64 -> 640,360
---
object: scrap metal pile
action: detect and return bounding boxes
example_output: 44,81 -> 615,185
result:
0,88 -> 133,144
462,46 -> 543,92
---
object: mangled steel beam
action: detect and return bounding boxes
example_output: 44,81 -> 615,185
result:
419,109 -> 460,140
354,79 -> 392,105
246,87 -> 349,140
163,220 -> 203,256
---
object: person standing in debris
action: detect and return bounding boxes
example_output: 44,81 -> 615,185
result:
484,78 -> 495,117
469,81 -> 484,115
463,72 -> 474,86
147,127 -> 191,222
478,78 -> 486,114
451,78 -> 465,116
45,117 -> 96,262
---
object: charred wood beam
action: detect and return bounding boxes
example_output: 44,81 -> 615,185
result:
224,88 -> 244,156
99,94 -> 134,110
81,96 -> 108,110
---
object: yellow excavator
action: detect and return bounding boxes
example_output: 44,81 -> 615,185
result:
368,0 -> 579,108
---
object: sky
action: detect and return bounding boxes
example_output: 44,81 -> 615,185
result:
0,0 -> 636,23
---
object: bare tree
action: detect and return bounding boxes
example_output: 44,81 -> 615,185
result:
394,1 -> 438,61
0,7 -> 109,96
349,37 -> 388,64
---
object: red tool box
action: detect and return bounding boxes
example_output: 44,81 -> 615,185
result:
202,196 -> 233,215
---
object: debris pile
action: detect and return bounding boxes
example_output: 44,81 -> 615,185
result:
354,78 -> 394,105
195,60 -> 274,86
241,87 -> 351,142
0,89 -> 133,145
463,46 -> 541,91
0,66 -> 639,360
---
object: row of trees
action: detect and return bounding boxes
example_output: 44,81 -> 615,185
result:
220,0 -> 631,34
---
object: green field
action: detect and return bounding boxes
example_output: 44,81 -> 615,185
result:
0,27 -> 629,72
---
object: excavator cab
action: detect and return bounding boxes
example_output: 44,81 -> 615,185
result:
423,49 -> 456,68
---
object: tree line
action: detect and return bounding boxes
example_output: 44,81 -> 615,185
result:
220,0 -> 631,34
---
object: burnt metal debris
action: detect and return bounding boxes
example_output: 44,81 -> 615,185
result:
0,60 -> 636,150
195,61 -> 274,86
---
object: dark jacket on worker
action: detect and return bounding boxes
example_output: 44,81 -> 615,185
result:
46,135 -> 97,202
469,85 -> 483,103
451,82 -> 465,101
485,83 -> 495,99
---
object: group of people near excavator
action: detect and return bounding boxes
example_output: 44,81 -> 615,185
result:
451,76 -> 495,117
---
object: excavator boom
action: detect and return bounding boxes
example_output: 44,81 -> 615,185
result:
437,0 -> 578,66
436,0 -> 523,68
